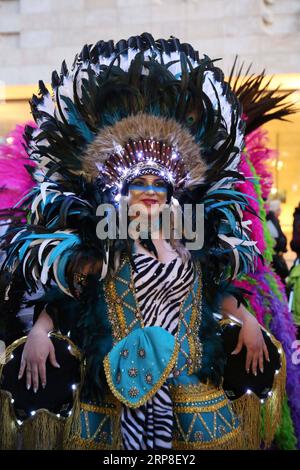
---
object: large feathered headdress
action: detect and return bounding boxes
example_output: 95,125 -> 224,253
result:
1,33 -> 261,295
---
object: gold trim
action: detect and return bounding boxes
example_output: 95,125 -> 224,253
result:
50,332 -> 82,360
103,340 -> 180,408
173,399 -> 229,413
187,262 -> 202,374
173,425 -> 243,450
104,278 -> 127,341
128,258 -> 145,326
197,412 -> 215,439
169,383 -> 223,403
104,254 -> 204,386
80,401 -> 121,417
219,317 -> 286,448
0,335 -> 28,376
64,434 -> 117,450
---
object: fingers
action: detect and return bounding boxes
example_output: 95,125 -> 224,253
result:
38,361 -> 47,389
26,364 -> 32,390
247,348 -> 265,376
32,363 -> 39,393
18,358 -> 26,380
263,342 -> 270,363
258,350 -> 264,374
245,349 -> 253,374
251,352 -> 259,376
21,360 -> 48,392
49,342 -> 60,369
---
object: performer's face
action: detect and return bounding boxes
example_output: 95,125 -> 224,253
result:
127,174 -> 168,215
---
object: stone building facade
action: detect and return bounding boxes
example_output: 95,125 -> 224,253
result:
0,0 -> 300,85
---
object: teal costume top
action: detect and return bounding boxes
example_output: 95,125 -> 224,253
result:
42,252 -> 242,450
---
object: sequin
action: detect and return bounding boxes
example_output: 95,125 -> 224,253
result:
121,349 -> 129,358
145,373 -> 153,384
194,431 -> 204,441
128,367 -> 138,377
138,348 -> 146,358
129,386 -> 139,398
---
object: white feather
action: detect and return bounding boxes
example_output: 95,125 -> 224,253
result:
36,91 -> 55,117
11,228 -> 27,244
40,244 -> 59,284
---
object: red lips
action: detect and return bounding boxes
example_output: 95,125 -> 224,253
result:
141,199 -> 158,205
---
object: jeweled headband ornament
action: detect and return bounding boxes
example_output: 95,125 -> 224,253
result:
96,138 -> 188,196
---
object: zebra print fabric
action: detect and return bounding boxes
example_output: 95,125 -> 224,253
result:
121,252 -> 194,450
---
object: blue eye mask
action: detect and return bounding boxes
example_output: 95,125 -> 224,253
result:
128,184 -> 167,193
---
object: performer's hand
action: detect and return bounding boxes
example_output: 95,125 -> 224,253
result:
18,326 -> 60,393
231,315 -> 270,375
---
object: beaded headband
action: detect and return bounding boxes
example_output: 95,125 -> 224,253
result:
98,139 -> 188,194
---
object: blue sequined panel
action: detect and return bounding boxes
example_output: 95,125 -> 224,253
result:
72,399 -> 121,449
170,384 -> 241,449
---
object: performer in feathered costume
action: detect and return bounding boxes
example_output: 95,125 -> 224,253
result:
0,34 -> 286,450
226,65 -> 299,449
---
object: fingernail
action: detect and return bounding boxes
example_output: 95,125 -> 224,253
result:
267,358 -> 270,362
260,368 -> 264,373
56,364 -> 60,368
18,375 -> 21,380
42,383 -> 46,389
33,388 -> 37,394
254,371 -> 257,376
26,384 -> 30,390
246,369 -> 249,374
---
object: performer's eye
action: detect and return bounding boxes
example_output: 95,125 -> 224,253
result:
153,179 -> 166,188
132,179 -> 145,186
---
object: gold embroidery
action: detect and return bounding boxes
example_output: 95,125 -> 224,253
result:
169,382 -> 222,402
173,426 -> 243,450
188,261 -> 203,374
171,382 -> 243,449
186,413 -> 197,441
173,399 -> 229,413
103,340 -> 180,408
65,434 -> 117,450
80,402 -> 120,417
104,279 -> 127,343
103,255 -> 204,387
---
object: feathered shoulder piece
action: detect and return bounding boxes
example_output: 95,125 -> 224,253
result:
1,33 -> 262,295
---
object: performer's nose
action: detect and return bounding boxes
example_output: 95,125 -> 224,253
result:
146,186 -> 155,194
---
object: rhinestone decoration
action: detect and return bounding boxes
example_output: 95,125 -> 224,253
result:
98,431 -> 109,443
145,373 -> 153,384
129,387 -> 139,398
100,139 -> 187,191
121,349 -> 129,358
128,367 -> 138,378
218,425 -> 227,436
138,348 -> 146,358
194,431 -> 204,441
